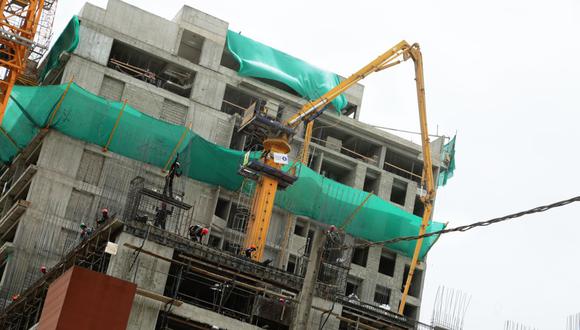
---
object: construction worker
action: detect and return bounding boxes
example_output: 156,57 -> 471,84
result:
326,225 -> 340,244
96,208 -> 109,227
154,203 -> 173,230
188,224 -> 209,243
244,245 -> 257,259
80,223 -> 93,240
163,155 -> 182,198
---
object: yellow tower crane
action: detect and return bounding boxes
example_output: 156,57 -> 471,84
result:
238,40 -> 435,314
0,0 -> 57,124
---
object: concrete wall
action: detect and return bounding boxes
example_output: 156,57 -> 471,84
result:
107,233 -> 174,330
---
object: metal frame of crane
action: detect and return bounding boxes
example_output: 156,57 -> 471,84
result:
0,0 -> 46,125
238,40 -> 436,314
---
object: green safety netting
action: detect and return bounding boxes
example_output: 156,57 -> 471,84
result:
226,30 -> 348,112
39,16 -> 80,82
0,83 -> 444,259
438,135 -> 456,186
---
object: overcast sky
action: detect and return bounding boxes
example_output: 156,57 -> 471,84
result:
54,1 -> 580,328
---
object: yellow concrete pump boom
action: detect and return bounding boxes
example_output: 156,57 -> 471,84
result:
239,40 -> 435,314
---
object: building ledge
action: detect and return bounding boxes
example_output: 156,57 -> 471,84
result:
0,242 -> 15,263
0,200 -> 30,240
0,165 -> 37,207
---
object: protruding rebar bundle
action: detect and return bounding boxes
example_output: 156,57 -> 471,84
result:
431,286 -> 471,330
504,320 -> 539,330
567,313 -> 580,330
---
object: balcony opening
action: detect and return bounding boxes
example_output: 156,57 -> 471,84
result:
351,245 -> 369,267
294,218 -> 307,237
390,179 -> 407,206
207,234 -> 221,249
177,30 -> 204,64
384,149 -> 423,185
345,277 -> 362,297
165,254 -> 255,322
312,122 -> 380,165
401,265 -> 423,298
320,160 -> 350,185
341,102 -> 358,119
287,254 -> 297,274
374,285 -> 391,305
413,195 -> 425,217
363,174 -> 378,194
214,197 -> 230,220
226,202 -> 247,233
403,304 -> 419,320
221,85 -> 255,116
229,130 -> 246,150
108,40 -> 195,98
223,240 -> 241,255
378,249 -> 396,277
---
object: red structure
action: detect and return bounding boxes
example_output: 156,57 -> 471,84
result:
38,266 -> 136,330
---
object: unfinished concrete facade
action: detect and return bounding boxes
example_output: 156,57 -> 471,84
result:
0,1 -> 446,329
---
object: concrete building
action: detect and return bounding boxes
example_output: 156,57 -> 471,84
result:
0,1 -> 447,329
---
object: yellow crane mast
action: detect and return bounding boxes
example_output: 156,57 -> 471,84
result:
239,40 -> 436,314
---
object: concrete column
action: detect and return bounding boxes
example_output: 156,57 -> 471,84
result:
62,56 -> 104,94
404,181 -> 418,213
107,233 -> 174,330
199,39 -> 224,71
377,146 -> 387,169
376,172 -> 394,201
190,71 -> 227,109
313,152 -> 324,173
389,253 -> 408,309
275,215 -> 296,269
346,163 -> 366,190
292,229 -> 325,330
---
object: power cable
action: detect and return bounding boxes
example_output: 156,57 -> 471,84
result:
336,195 -> 580,250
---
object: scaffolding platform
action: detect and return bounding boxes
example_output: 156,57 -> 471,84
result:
139,187 -> 192,210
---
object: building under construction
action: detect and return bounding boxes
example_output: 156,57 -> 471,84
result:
0,1 -> 455,329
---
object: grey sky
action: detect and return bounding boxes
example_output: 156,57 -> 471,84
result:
53,1 -> 580,328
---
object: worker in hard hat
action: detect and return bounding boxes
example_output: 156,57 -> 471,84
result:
326,225 -> 340,243
188,224 -> 209,243
163,155 -> 182,198
154,202 -> 173,230
244,245 -> 257,259
96,208 -> 109,227
80,223 -> 93,240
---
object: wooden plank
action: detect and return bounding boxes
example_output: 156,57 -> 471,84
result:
135,287 -> 183,306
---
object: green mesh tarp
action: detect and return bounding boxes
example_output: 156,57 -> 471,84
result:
438,135 -> 456,186
1,83 -> 444,259
39,16 -> 80,82
226,30 -> 347,112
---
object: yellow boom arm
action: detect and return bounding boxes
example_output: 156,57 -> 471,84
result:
243,41 -> 436,314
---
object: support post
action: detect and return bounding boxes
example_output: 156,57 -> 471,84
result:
291,229 -> 325,330
45,78 -> 74,129
103,99 -> 127,152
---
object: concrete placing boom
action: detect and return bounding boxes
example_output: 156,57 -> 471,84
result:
238,40 -> 436,314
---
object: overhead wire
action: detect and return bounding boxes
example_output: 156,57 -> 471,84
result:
333,195 -> 580,250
